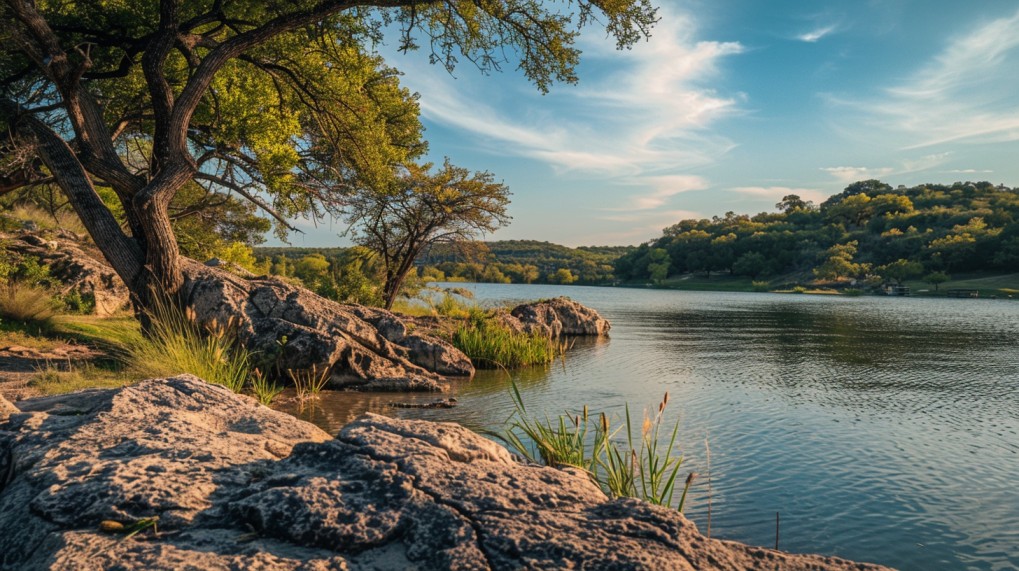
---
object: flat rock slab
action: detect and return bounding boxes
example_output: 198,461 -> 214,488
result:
0,376 -> 893,570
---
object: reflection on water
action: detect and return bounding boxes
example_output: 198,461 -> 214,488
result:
282,284 -> 1019,571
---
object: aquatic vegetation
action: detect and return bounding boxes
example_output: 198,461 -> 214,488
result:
452,312 -> 562,369
499,384 -> 694,511
287,365 -> 330,400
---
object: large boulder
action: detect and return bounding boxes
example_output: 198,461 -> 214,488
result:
0,376 -> 893,571
510,296 -> 611,337
0,393 -> 16,422
0,230 -> 131,316
182,261 -> 473,391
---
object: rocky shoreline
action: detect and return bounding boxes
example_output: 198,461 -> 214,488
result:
0,376 -> 892,570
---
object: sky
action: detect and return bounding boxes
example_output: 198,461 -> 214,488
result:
279,0 -> 1019,248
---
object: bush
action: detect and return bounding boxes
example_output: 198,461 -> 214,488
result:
751,280 -> 770,292
792,285 -> 807,294
0,280 -> 60,329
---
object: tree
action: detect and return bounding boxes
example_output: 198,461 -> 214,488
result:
0,0 -> 656,312
877,259 -> 923,286
923,271 -> 950,292
646,247 -> 670,283
548,268 -> 576,284
813,241 -> 862,281
776,194 -> 813,213
345,160 -> 510,309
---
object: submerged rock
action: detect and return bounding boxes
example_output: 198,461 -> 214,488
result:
0,376 -> 892,570
510,296 -> 611,337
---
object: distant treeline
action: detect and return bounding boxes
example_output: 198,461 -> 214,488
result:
614,180 -> 1019,285
255,240 -> 634,286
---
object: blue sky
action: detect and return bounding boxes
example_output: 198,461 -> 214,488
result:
281,1 -> 1019,247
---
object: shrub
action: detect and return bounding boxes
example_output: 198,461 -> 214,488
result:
791,285 -> 807,294
751,280 -> 770,292
0,280 -> 60,329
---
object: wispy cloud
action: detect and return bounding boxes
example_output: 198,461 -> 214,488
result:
729,186 -> 827,204
612,175 -> 710,211
943,169 -> 993,174
388,5 -> 743,185
820,153 -> 952,183
797,25 -> 837,43
820,166 -> 895,183
848,8 -> 1019,148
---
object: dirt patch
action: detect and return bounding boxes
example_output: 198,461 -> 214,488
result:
0,343 -> 104,402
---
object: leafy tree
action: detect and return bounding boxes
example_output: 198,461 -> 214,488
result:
878,259 -> 923,286
345,160 -> 510,309
548,268 -> 577,284
775,194 -> 813,213
0,0 -> 657,312
813,241 -> 862,281
732,252 -> 768,278
646,248 -> 670,283
923,271 -> 950,292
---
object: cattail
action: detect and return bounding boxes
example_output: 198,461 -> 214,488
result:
600,412 -> 609,433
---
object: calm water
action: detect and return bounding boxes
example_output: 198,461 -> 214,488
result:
281,284 -> 1019,571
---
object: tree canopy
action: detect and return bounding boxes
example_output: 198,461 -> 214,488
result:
344,159 -> 510,309
0,0 -> 657,306
615,180 -> 1019,284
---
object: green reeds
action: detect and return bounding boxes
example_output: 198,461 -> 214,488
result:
500,384 -> 696,512
287,365 -> 330,400
249,368 -> 283,405
452,315 -> 562,369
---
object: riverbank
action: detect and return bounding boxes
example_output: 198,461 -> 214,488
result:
0,375 -> 893,570
614,271 -> 1019,298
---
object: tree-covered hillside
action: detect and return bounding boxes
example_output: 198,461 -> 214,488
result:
615,180 -> 1019,285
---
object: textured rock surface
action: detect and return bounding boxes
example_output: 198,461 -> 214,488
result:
1,230 -> 131,316
0,393 -> 16,421
510,296 -> 612,337
181,260 -> 473,391
0,376 -> 893,571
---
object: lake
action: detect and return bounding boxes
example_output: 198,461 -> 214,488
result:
280,284 -> 1019,571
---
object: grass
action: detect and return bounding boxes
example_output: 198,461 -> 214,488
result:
497,384 -> 695,511
287,365 -> 330,400
0,280 -> 60,332
903,272 -> 1019,298
118,298 -> 250,393
249,368 -> 284,405
452,312 -> 564,369
30,361 -> 136,395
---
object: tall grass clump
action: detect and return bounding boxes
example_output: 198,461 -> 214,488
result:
287,365 -> 330,400
499,384 -> 695,512
249,368 -> 283,405
122,297 -> 250,393
0,280 -> 60,331
452,312 -> 561,369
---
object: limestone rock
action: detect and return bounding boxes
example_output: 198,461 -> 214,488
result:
0,393 -> 16,421
1,230 -> 131,316
0,377 -> 893,571
510,296 -> 611,337
181,261 -> 473,391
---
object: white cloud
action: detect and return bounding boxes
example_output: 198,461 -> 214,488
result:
729,186 -> 827,204
820,153 -> 951,182
853,8 -> 1019,148
388,5 -> 743,183
820,166 -> 895,182
797,25 -> 836,43
943,169 -> 993,174
611,175 -> 710,211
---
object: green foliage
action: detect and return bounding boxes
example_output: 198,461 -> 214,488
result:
249,368 -> 284,406
751,280 -> 770,292
345,160 -> 512,309
123,300 -> 250,394
878,259 -> 924,285
0,280 -> 60,329
452,313 -> 562,369
499,386 -> 693,511
287,366 -> 331,400
923,271 -> 951,291
61,290 -> 97,314
615,181 -> 1019,283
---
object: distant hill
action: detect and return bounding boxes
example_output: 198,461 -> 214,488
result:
614,180 -> 1019,286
